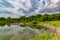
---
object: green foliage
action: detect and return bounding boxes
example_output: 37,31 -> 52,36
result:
50,34 -> 60,40
19,13 -> 60,28
20,13 -> 60,23
31,32 -> 53,40
0,13 -> 60,26
42,21 -> 60,27
31,33 -> 60,40
0,17 -> 20,26
31,21 -> 38,25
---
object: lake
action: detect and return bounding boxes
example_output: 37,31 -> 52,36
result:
0,24 -> 53,40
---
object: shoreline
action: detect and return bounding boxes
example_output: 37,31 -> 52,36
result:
39,24 -> 60,35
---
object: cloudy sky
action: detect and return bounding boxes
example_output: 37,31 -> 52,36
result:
0,0 -> 60,18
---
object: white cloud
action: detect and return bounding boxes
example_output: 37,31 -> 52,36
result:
0,14 -> 19,18
45,0 -> 60,8
0,0 -> 60,18
7,0 -> 32,11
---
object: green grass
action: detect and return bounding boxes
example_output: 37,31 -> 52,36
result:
31,32 -> 54,40
39,21 -> 60,28
31,21 -> 60,40
50,34 -> 60,40
31,34 -> 60,40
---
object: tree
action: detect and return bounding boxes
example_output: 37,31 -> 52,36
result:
20,16 -> 26,22
0,17 -> 6,20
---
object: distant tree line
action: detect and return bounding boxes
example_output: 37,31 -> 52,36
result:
20,13 -> 60,22
0,13 -> 60,26
0,17 -> 20,26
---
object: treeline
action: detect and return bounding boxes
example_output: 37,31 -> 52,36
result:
0,13 -> 60,26
0,17 -> 20,26
20,13 -> 60,22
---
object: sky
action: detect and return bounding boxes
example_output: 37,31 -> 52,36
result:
0,0 -> 60,18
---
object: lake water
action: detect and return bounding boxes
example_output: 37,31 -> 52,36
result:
0,24 -> 53,40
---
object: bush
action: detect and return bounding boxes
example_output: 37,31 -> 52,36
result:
31,21 -> 38,25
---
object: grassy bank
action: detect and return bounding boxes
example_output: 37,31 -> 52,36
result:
20,21 -> 60,29
39,21 -> 60,28
31,33 -> 60,40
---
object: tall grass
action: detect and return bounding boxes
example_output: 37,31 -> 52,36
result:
39,21 -> 60,28
31,33 -> 60,40
31,32 -> 54,40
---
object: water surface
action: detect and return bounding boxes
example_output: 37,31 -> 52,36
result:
0,24 -> 52,40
